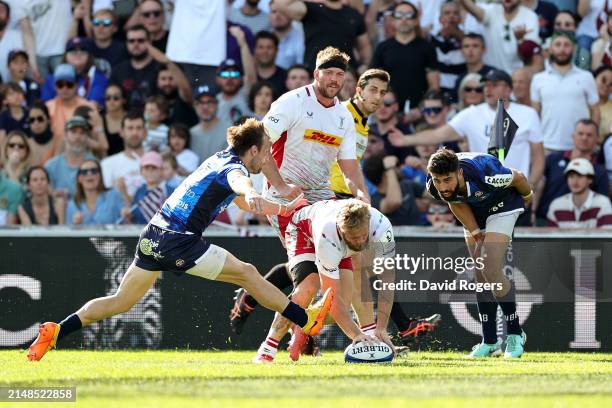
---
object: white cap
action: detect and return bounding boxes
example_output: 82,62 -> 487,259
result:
564,158 -> 595,176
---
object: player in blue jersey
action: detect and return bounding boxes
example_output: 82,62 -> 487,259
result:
27,118 -> 333,361
426,148 -> 533,358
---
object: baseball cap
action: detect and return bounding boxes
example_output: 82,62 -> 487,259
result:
482,69 -> 513,88
66,37 -> 93,53
54,64 -> 76,83
7,49 -> 28,64
564,158 -> 595,177
140,151 -> 163,168
217,59 -> 243,75
518,40 -> 541,61
193,84 -> 219,99
65,116 -> 91,131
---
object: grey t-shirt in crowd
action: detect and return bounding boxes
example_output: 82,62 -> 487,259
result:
190,119 -> 232,162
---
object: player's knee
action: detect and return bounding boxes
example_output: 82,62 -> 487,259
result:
237,263 -> 259,285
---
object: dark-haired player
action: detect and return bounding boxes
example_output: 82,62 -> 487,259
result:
426,148 -> 531,358
27,119 -> 333,361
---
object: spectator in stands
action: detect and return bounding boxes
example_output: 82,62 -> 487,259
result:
26,102 -> 54,166
126,0 -> 169,52
2,130 -> 31,184
0,0 -> 39,83
546,10 -> 590,70
72,105 -> 110,158
254,31 -> 287,96
153,62 -> 197,128
454,34 -> 496,97
7,49 -> 39,105
430,1 -> 464,102
531,31 -> 600,153
216,56 -> 255,124
576,0 -> 608,52
524,0 -> 558,41
0,167 -> 23,225
364,0 -> 396,45
595,66 -> 612,140
456,73 -> 484,110
517,39 -> 545,74
45,116 -> 97,197
536,119 -> 610,224
0,83 -> 28,137
110,24 -> 160,110
512,67 -> 533,106
100,111 -> 146,202
339,67 -> 357,101
285,63 -> 311,90
370,88 -> 415,162
248,81 -> 276,120
143,95 -> 169,152
160,151 -> 183,191
269,0 -> 304,70
390,69 -> 545,193
46,64 -> 96,143
101,84 -> 126,156
401,142 -> 437,188
371,1 -> 439,123
167,123 -> 199,176
19,0 -> 71,81
230,0 -> 272,35
89,8 -> 129,69
547,158 -> 612,228
42,37 -> 108,106
460,0 -> 540,74
166,0 -> 226,87
426,200 -> 456,229
67,159 -> 124,225
601,133 -> 612,191
190,84 -> 232,161
121,151 -> 172,224
591,10 -> 612,71
17,166 -> 65,225
363,152 -> 425,225
275,0 -> 371,72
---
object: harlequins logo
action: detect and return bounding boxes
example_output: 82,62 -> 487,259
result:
339,117 -> 345,129
175,259 -> 185,267
306,111 -> 313,118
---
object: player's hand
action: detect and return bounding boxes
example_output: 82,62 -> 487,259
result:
352,332 -> 377,346
356,188 -> 371,204
383,155 -> 399,170
374,328 -> 396,353
282,193 -> 307,215
276,183 -> 303,201
387,127 -> 406,147
245,191 -> 266,215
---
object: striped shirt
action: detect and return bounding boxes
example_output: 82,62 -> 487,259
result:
546,190 -> 612,228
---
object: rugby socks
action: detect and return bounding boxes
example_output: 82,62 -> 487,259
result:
245,263 -> 291,308
263,336 -> 279,352
476,290 -> 498,344
281,301 -> 308,327
361,323 -> 376,336
57,313 -> 83,341
496,281 -> 522,335
390,302 -> 411,332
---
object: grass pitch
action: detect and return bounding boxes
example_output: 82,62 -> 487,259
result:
2,350 -> 611,407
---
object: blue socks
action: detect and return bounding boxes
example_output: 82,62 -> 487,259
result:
57,313 -> 83,341
281,301 -> 308,327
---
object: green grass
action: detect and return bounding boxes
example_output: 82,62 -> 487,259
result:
1,350 -> 611,407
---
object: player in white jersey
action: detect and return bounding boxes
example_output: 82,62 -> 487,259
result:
254,200 -> 397,363
260,46 -> 370,244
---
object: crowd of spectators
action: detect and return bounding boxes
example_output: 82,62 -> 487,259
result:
0,0 -> 610,229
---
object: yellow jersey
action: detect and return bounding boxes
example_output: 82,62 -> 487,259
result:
329,99 -> 369,195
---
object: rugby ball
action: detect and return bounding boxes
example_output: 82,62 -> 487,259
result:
344,341 -> 394,363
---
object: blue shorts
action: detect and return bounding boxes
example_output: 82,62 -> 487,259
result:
134,224 -> 210,275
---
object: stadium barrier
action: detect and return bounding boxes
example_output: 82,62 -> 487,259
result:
1,226 -> 610,352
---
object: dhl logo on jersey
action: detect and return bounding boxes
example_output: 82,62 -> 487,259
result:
303,129 -> 343,147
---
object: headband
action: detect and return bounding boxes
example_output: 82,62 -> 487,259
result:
316,59 -> 348,71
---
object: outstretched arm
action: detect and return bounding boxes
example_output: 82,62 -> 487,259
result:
387,125 -> 462,148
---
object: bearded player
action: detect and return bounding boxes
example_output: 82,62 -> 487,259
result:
27,119 -> 332,361
426,148 -> 530,358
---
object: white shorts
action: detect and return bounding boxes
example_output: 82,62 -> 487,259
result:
185,244 -> 228,280
464,210 -> 522,240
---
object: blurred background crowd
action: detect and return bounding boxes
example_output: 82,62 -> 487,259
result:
0,0 -> 610,229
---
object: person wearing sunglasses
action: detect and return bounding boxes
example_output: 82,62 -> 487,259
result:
26,102 -> 55,166
17,166 -> 65,225
110,25 -> 161,111
457,72 -> 485,110
41,37 -> 109,107
2,130 -> 31,184
102,84 -> 127,156
66,159 -> 123,225
129,0 -> 169,52
216,56 -> 255,124
45,63 -> 97,144
90,9 -> 129,68
426,200 -> 457,229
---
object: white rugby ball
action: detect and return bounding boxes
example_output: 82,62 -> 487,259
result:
344,341 -> 394,363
